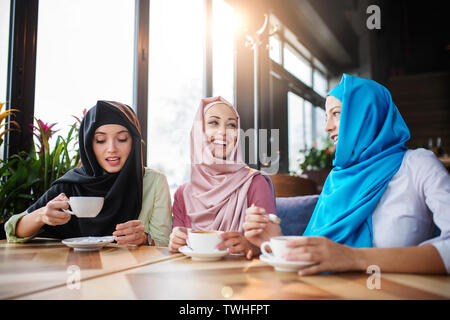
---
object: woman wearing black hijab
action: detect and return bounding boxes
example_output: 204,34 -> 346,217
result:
5,101 -> 172,246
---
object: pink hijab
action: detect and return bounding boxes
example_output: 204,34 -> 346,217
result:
182,96 -> 261,232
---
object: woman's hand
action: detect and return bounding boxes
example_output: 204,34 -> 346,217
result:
243,204 -> 282,247
113,220 -> 147,245
217,231 -> 259,260
283,236 -> 361,276
168,227 -> 189,252
38,193 -> 71,226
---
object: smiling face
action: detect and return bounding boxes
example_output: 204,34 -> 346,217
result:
204,103 -> 238,160
325,95 -> 342,146
92,124 -> 132,173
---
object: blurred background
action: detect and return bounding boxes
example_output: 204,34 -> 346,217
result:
1,0 -> 449,196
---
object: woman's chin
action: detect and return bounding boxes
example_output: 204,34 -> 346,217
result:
212,151 -> 232,160
210,143 -> 236,160
212,154 -> 226,160
102,165 -> 124,173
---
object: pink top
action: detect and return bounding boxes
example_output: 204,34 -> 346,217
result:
173,174 -> 277,230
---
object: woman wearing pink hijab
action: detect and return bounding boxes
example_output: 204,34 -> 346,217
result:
168,96 -> 278,259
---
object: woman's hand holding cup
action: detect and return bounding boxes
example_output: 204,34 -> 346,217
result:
38,193 -> 72,226
217,231 -> 258,260
168,227 -> 189,252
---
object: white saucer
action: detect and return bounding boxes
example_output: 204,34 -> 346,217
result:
62,236 -> 116,251
178,246 -> 228,261
259,254 -> 315,272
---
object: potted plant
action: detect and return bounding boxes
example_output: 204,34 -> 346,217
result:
0,110 -> 83,239
298,138 -> 336,192
0,102 -> 20,239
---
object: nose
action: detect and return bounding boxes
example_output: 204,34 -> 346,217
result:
217,124 -> 226,136
105,139 -> 118,153
324,117 -> 335,133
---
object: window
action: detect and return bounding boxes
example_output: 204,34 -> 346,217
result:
284,27 -> 311,60
314,69 -> 328,97
287,92 -> 304,174
304,100 -> 313,149
283,44 -> 312,86
34,0 -> 135,142
269,36 -> 282,65
315,106 -> 328,149
288,94 -> 320,174
212,0 -> 235,103
147,0 -> 205,195
268,15 -> 331,173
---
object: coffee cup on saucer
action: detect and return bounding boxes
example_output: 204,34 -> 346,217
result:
260,236 -> 316,272
63,196 -> 104,218
187,230 -> 225,253
260,236 -> 303,261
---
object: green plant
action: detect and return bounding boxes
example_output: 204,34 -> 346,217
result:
0,117 -> 82,223
299,138 -> 336,171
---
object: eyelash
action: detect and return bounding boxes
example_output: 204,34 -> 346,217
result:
95,138 -> 128,144
208,121 -> 237,128
325,112 -> 341,122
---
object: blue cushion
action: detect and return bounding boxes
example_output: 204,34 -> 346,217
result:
276,195 -> 319,236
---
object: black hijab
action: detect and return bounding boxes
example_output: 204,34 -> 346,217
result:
27,101 -> 144,238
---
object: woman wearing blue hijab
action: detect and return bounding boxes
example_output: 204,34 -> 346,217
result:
244,74 -> 450,275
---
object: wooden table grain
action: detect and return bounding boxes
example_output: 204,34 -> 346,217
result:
0,238 -> 181,299
1,239 -> 449,300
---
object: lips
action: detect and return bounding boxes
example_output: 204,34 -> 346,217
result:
331,135 -> 338,145
213,140 -> 227,146
212,137 -> 228,148
106,157 -> 121,166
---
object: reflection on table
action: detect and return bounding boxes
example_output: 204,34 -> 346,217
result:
1,239 -> 449,300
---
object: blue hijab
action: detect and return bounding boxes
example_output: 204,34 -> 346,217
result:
302,74 -> 410,247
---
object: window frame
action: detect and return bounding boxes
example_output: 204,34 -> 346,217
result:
3,0 -> 218,165
268,14 -> 330,173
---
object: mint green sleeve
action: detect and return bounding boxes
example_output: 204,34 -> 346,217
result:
4,211 -> 44,243
138,169 -> 173,247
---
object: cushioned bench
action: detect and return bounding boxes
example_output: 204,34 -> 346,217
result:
276,195 -> 319,236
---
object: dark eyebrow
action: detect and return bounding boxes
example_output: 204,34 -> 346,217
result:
207,115 -> 237,122
94,130 -> 129,135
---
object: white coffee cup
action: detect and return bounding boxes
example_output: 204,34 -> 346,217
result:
260,236 -> 303,260
63,196 -> 104,218
187,230 -> 225,253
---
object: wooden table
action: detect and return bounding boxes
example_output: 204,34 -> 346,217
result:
0,238 -> 180,300
1,239 -> 449,300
